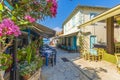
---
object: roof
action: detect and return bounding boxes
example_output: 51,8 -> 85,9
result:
78,4 -> 120,28
62,5 -> 109,27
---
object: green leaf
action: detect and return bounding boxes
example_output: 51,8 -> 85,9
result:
0,66 -> 8,70
11,16 -> 17,21
0,3 -> 3,11
18,20 -> 29,25
117,20 -> 120,25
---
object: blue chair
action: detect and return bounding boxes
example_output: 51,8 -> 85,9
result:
67,46 -> 71,50
71,46 -> 77,52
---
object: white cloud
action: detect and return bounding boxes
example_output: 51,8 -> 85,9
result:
53,27 -> 62,32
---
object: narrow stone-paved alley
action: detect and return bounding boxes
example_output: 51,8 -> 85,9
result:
41,48 -> 120,80
41,48 -> 100,80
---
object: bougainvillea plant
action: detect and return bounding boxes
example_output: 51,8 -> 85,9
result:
0,0 -> 58,51
6,0 -> 58,21
0,18 -> 21,37
0,0 -> 58,79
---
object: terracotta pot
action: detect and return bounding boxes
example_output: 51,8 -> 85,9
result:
23,74 -> 30,80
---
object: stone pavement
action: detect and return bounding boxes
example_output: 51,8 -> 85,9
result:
73,58 -> 120,80
41,48 -> 120,80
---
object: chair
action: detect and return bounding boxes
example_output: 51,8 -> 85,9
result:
89,48 -> 105,61
81,49 -> 90,60
96,48 -> 104,61
71,46 -> 77,52
88,49 -> 97,61
115,53 -> 120,72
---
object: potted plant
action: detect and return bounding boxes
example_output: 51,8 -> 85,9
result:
0,53 -> 12,80
0,53 -> 12,70
19,66 -> 32,80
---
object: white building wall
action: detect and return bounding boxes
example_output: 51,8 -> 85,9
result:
63,8 -> 106,35
114,28 -> 120,42
80,22 -> 106,49
64,11 -> 81,35
62,6 -> 108,50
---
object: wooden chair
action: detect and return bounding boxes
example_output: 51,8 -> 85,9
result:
115,53 -> 120,72
89,49 -> 97,61
95,48 -> 104,61
89,48 -> 104,61
81,49 -> 90,60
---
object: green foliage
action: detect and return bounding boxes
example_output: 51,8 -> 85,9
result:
19,63 -> 32,76
0,53 -> 12,70
25,45 -> 32,64
17,48 -> 27,61
0,3 -> 3,11
79,35 -> 84,52
30,42 -> 36,59
19,56 -> 43,76
117,20 -> 120,25
34,56 -> 43,69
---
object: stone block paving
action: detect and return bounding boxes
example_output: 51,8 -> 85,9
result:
41,48 -> 120,80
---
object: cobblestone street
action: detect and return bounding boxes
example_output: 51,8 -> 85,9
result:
41,48 -> 98,80
41,48 -> 120,80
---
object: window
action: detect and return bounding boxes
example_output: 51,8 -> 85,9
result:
90,13 -> 97,19
64,25 -> 66,33
72,16 -> 75,27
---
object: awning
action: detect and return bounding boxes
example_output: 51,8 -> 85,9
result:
22,23 -> 56,38
78,4 -> 120,28
58,31 -> 79,38
32,23 -> 56,38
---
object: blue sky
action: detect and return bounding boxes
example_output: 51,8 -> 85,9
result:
39,0 -> 120,32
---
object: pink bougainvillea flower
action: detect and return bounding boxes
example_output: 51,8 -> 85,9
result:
46,0 -> 51,2
46,0 -> 57,17
24,15 -> 36,23
0,18 -> 21,37
50,7 -> 56,17
29,18 -> 36,23
24,15 -> 31,20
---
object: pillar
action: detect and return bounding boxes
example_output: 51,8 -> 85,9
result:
106,17 -> 114,54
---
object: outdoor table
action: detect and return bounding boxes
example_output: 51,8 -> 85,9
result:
40,45 -> 57,66
44,49 -> 56,66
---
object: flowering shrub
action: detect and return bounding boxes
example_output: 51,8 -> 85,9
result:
0,18 -> 21,37
0,1 -> 58,80
18,0 -> 58,19
46,0 -> 58,17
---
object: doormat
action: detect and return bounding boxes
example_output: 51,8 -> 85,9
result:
61,57 -> 69,62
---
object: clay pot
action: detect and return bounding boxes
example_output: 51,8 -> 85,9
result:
23,74 -> 30,80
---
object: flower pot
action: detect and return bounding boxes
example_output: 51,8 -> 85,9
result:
23,74 -> 30,80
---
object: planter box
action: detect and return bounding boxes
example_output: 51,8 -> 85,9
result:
28,68 -> 41,80
4,68 -> 41,80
